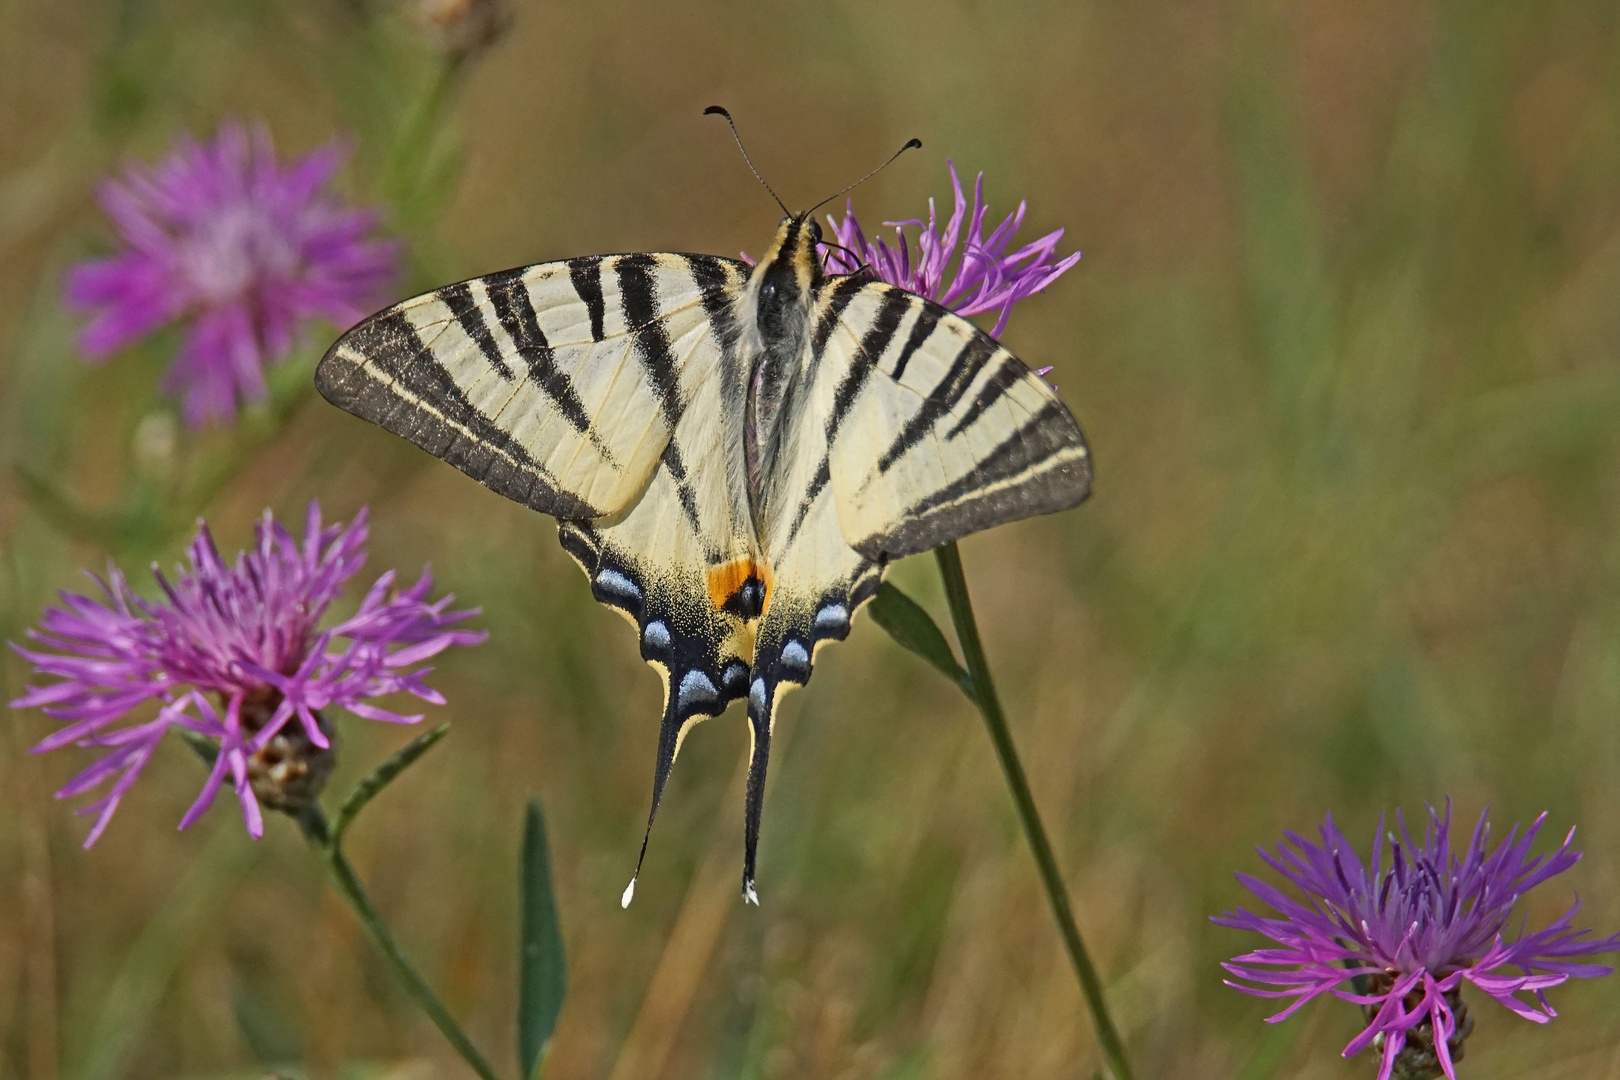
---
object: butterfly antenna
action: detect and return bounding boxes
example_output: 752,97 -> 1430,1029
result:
806,137 -> 923,217
704,106 -> 790,217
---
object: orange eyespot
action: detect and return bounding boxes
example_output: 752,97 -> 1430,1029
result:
706,559 -> 773,620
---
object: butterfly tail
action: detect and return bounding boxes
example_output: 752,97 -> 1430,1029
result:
742,674 -> 776,905
624,688 -> 688,907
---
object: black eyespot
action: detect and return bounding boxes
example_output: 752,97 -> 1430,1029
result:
807,219 -> 823,244
722,575 -> 769,620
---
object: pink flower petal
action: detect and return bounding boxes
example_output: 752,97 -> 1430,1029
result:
12,501 -> 481,844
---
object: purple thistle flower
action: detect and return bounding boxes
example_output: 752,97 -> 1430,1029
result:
65,122 -> 398,427
1214,804 -> 1620,1080
822,160 -> 1081,339
10,502 -> 484,846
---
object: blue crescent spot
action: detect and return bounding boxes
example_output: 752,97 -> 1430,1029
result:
781,639 -> 810,668
749,677 -> 768,714
642,619 -> 671,651
813,603 -> 849,632
677,669 -> 719,710
595,567 -> 642,602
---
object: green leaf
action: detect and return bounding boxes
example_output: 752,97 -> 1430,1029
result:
518,798 -> 567,1080
330,723 -> 450,846
868,582 -> 972,695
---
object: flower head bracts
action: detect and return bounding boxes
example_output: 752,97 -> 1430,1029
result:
65,122 -> 398,426
11,502 -> 484,845
822,160 -> 1080,338
1214,805 -> 1619,1080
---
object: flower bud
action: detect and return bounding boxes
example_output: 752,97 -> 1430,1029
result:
411,0 -> 508,60
241,689 -> 337,815
1366,987 -> 1473,1080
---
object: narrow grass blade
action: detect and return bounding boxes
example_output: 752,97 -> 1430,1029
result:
519,798 -> 567,1080
330,723 -> 449,846
867,582 -> 972,695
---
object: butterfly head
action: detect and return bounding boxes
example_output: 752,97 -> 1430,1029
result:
752,213 -> 825,342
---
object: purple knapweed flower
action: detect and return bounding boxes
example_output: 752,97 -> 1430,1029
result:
65,122 -> 398,427
822,160 -> 1080,339
11,503 -> 483,846
1215,805 -> 1619,1080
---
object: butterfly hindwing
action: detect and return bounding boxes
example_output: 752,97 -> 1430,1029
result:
558,516 -> 756,893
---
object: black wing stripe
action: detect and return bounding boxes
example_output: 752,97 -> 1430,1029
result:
569,256 -> 607,342
320,311 -> 597,519
810,275 -> 868,358
556,521 -> 601,571
439,281 -> 514,380
616,254 -> 684,426
825,287 -> 911,442
659,440 -> 705,537
780,288 -> 914,552
781,456 -> 831,550
617,255 -> 708,539
479,269 -> 610,452
684,255 -> 744,353
876,333 -> 1000,474
943,355 -> 1027,440
888,302 -> 941,381
905,399 -> 1080,517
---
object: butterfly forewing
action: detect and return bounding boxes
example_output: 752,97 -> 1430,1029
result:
815,283 -> 1092,561
317,254 -> 750,519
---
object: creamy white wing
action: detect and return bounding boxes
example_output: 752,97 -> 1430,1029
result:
817,282 -> 1092,561
317,253 -> 751,520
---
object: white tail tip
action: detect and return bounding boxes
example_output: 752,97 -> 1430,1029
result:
621,877 -> 636,909
743,879 -> 759,906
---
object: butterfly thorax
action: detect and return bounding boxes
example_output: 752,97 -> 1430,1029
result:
744,215 -> 824,529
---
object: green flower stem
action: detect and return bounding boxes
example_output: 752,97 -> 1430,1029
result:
299,808 -> 503,1080
934,542 -> 1136,1080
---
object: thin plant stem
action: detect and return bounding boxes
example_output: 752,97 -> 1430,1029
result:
299,808 -> 504,1080
934,541 -> 1136,1080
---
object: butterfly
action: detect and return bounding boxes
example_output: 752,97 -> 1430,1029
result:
315,120 -> 1092,904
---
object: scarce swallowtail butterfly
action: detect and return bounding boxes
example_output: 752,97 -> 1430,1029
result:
315,111 -> 1092,905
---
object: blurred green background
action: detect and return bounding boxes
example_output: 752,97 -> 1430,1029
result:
4,0 -> 1620,1077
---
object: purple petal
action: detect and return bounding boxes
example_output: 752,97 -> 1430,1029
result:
1217,804 -> 1620,1045
65,123 -> 399,424
14,500 -> 481,844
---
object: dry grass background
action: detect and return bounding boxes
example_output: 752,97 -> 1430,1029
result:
3,1 -> 1620,1078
